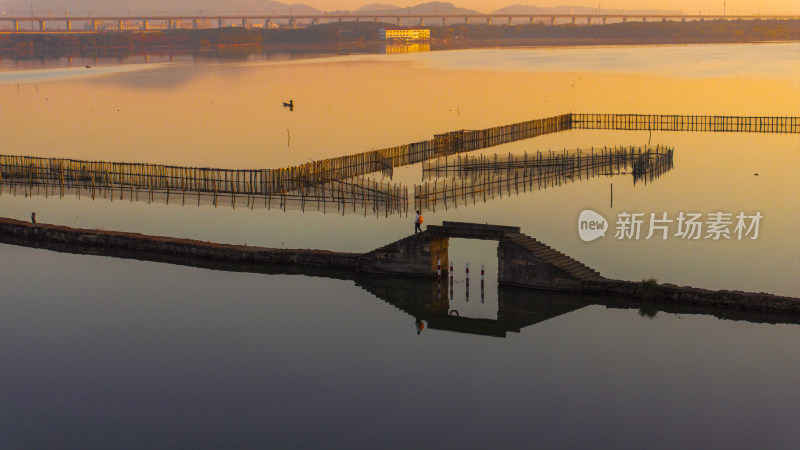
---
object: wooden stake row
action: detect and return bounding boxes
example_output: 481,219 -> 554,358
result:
415,146 -> 674,212
572,114 -> 799,133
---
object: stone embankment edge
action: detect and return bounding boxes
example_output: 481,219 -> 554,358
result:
0,218 -> 361,269
2,217 -> 798,315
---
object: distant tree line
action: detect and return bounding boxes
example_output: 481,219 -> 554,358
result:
1,19 -> 797,56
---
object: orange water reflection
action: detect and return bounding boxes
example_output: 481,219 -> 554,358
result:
0,45 -> 798,296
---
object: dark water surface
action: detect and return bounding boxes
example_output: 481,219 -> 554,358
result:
1,43 -> 799,448
1,244 -> 798,448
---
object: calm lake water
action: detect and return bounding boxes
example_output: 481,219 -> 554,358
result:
1,43 -> 799,448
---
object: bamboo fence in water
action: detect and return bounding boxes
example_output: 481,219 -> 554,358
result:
1,112 -> 794,216
572,114 -> 799,133
416,146 -> 674,212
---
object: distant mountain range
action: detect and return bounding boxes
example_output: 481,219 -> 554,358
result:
1,1 -> 320,16
1,1 -> 678,16
334,2 -> 479,15
490,4 -> 679,15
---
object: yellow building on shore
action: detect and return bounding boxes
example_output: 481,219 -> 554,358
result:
379,28 -> 431,41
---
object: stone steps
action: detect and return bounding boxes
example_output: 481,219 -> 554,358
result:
507,232 -> 601,281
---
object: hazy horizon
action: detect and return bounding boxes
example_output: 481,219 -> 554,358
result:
0,0 -> 798,16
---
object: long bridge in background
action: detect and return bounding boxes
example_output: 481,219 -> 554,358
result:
1,12 -> 799,32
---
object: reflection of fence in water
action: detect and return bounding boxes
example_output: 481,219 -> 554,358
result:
631,148 -> 673,185
417,146 -> 673,211
0,155 -> 409,216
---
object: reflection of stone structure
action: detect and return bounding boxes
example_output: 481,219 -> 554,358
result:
357,275 -> 590,337
357,275 -> 800,337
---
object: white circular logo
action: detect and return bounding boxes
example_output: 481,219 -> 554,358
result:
578,209 -> 608,242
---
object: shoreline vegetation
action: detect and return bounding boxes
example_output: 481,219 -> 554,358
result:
1,19 -> 798,57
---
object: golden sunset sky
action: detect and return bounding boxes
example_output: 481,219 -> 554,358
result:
1,0 -> 799,15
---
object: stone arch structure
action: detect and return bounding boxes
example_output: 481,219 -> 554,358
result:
361,221 -> 602,290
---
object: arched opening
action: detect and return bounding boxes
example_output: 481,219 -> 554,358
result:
445,238 -> 499,320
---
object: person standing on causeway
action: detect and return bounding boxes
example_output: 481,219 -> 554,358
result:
414,210 -> 423,234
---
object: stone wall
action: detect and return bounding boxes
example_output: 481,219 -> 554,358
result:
580,279 -> 800,315
497,238 -> 579,290
2,217 -> 798,315
360,231 -> 448,277
0,218 -> 361,269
